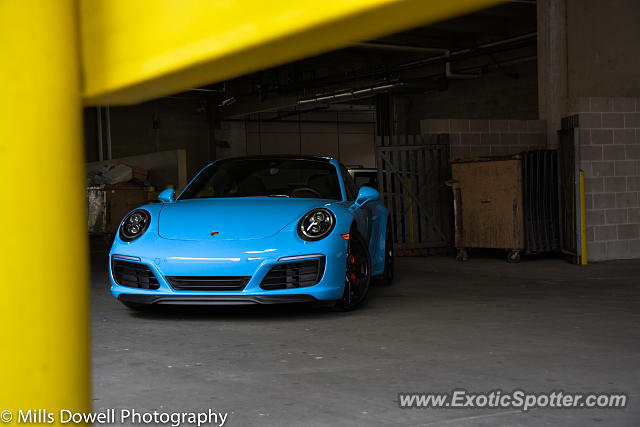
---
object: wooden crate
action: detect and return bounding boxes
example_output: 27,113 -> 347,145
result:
450,156 -> 524,252
105,183 -> 149,233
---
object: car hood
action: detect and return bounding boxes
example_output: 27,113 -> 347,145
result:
158,197 -> 334,240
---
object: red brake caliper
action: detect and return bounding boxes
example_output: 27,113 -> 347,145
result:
349,255 -> 356,281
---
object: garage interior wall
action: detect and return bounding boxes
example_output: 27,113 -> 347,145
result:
538,0 -> 640,139
537,0 -> 640,260
403,60 -> 539,131
84,98 -> 211,180
566,0 -> 640,101
85,106 -> 377,175
216,111 -> 376,167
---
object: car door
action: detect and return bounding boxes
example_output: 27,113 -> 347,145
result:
339,164 -> 376,245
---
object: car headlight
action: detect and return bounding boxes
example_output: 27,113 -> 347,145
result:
119,209 -> 151,242
297,208 -> 335,241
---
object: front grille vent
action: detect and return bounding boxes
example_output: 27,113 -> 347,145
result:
260,257 -> 325,290
166,276 -> 250,291
112,259 -> 160,290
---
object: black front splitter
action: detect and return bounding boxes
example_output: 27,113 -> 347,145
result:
118,293 -> 319,306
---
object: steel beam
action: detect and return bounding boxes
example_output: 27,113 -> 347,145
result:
80,0 -> 503,105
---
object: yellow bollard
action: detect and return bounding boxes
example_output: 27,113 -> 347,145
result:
407,178 -> 414,244
0,0 -> 90,420
579,170 -> 588,265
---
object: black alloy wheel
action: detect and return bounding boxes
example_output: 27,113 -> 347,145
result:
334,230 -> 371,311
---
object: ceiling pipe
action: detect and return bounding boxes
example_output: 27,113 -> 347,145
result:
297,82 -> 403,105
445,59 -> 478,79
398,32 -> 537,69
298,33 -> 538,105
229,34 -> 536,109
443,50 -> 479,79
354,42 -> 448,54
224,33 -> 537,115
356,42 -> 478,79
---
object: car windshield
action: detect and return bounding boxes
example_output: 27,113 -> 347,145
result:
179,158 -> 342,200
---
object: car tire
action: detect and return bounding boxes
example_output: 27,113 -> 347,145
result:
332,229 -> 371,311
374,220 -> 394,286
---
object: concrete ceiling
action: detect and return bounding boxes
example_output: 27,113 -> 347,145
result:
186,1 -> 537,117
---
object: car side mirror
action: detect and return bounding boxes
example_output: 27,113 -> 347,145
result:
158,188 -> 175,203
354,186 -> 379,208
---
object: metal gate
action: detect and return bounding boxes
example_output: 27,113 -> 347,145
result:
522,150 -> 561,254
376,136 -> 451,253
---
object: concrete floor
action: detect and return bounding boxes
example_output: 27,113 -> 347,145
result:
91,244 -> 640,426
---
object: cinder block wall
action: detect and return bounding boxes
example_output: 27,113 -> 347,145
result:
571,97 -> 640,260
419,119 -> 547,159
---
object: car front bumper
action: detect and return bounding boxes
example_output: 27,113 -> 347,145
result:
109,233 -> 348,304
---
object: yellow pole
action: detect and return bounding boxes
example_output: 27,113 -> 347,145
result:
579,170 -> 588,265
408,178 -> 414,243
0,0 -> 90,420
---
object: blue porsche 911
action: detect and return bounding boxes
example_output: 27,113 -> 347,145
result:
109,156 -> 393,311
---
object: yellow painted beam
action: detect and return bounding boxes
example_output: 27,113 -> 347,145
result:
0,0 -> 90,419
80,0 -> 504,105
